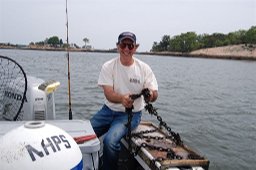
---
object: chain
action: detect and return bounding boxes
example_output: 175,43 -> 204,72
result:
144,103 -> 183,146
125,107 -> 134,153
125,88 -> 184,161
125,89 -> 148,154
140,88 -> 183,146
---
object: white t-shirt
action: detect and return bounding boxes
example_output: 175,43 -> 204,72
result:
98,56 -> 158,112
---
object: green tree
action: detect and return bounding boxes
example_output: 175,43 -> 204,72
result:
151,35 -> 170,52
151,41 -> 160,52
180,32 -> 199,52
48,36 -> 60,47
244,26 -> 256,44
160,35 -> 171,51
169,35 -> 182,52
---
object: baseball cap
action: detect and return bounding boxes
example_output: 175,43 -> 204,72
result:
118,32 -> 136,44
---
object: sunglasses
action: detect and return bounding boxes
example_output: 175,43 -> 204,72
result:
119,43 -> 135,50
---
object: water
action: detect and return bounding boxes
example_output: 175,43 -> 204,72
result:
1,49 -> 256,170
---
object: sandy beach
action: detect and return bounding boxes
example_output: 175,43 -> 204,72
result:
189,44 -> 256,60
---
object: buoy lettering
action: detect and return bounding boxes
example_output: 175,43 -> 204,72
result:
59,134 -> 71,148
25,134 -> 71,161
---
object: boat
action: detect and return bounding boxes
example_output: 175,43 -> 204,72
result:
0,55 -> 209,169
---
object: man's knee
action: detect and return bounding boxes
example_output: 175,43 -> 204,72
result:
103,134 -> 120,151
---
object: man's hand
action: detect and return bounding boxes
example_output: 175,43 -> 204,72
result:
142,88 -> 158,103
121,94 -> 134,108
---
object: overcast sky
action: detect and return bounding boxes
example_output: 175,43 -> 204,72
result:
0,0 -> 255,51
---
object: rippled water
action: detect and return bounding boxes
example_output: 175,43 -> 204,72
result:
1,49 -> 256,170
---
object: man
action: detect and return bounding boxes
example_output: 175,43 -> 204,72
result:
90,31 -> 158,170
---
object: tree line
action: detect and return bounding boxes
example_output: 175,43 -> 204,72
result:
30,36 -> 64,47
151,26 -> 256,52
30,36 -> 90,49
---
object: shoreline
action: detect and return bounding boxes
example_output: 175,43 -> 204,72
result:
139,51 -> 256,60
1,44 -> 255,60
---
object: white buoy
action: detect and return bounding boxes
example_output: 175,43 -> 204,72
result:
0,121 -> 83,170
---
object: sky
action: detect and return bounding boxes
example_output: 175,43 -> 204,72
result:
0,0 -> 255,52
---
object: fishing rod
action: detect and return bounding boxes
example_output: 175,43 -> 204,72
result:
66,0 -> 72,120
